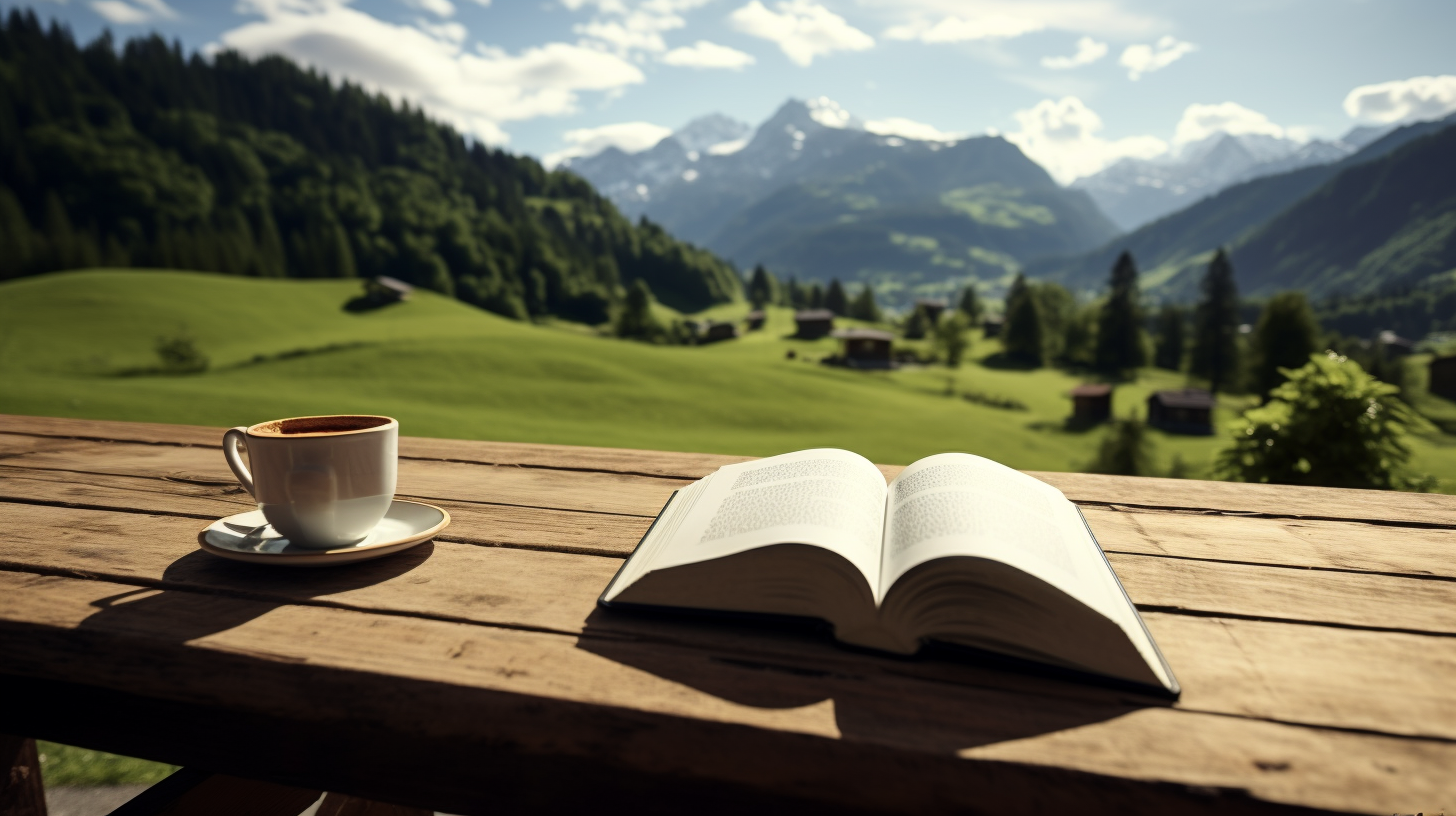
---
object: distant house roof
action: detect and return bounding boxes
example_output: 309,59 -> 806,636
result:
1150,388 -> 1216,409
795,309 -> 835,321
1070,384 -> 1112,398
832,328 -> 894,341
1379,330 -> 1414,348
375,276 -> 413,295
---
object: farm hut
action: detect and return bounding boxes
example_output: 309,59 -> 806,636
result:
982,316 -> 1004,338
744,310 -> 766,331
794,309 -> 836,339
831,328 -> 896,369
1070,384 -> 1112,423
374,276 -> 413,301
1147,389 -> 1217,435
914,299 -> 947,323
700,321 -> 739,344
1430,356 -> 1456,400
1378,330 -> 1415,356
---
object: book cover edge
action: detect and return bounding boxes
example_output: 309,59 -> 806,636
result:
598,490 -> 680,609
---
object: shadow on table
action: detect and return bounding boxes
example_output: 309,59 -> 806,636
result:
576,606 -> 1168,754
77,542 -> 435,643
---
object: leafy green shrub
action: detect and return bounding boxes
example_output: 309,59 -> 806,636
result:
1085,415 -> 1153,476
1217,351 -> 1434,490
154,334 -> 208,374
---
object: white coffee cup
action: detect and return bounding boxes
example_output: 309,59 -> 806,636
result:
223,415 -> 398,548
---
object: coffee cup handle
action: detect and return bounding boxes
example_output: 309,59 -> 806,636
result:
222,427 -> 255,498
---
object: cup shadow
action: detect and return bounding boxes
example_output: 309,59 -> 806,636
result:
577,606 -> 1168,755
78,542 -> 435,643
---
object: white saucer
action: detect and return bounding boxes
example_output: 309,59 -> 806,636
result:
198,500 -> 450,567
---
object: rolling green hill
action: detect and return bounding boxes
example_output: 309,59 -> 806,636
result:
0,12 -> 738,320
4,270 -> 1453,488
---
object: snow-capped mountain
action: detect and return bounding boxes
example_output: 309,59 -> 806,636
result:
1071,132 -> 1358,232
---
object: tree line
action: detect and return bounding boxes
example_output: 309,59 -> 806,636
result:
0,11 -> 741,321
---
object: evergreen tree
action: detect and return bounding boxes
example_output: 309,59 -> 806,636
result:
0,184 -> 34,278
1251,291 -> 1322,399
957,286 -> 982,325
786,277 -> 807,309
808,282 -> 825,310
902,304 -> 931,340
848,285 -> 880,322
1153,305 -> 1186,371
747,264 -> 776,309
1094,251 -> 1146,374
1086,415 -> 1153,477
1002,274 -> 1043,365
1190,249 -> 1241,393
824,278 -> 848,316
615,278 -> 662,341
934,313 -> 970,368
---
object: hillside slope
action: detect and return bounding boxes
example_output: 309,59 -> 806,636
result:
0,12 -> 739,317
1027,115 -> 1456,299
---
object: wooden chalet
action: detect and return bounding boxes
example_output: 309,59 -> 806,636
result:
1378,330 -> 1414,356
744,310 -> 766,331
1430,355 -> 1456,401
830,328 -> 896,369
1147,389 -> 1216,435
1069,384 -> 1112,423
699,321 -> 739,344
982,316 -> 1004,338
793,309 -> 836,339
374,276 -> 413,301
914,299 -> 947,323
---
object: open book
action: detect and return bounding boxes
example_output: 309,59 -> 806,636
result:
601,449 -> 1179,697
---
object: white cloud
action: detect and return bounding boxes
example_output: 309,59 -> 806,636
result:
1119,35 -> 1195,80
1040,36 -> 1106,69
1004,96 -> 1167,183
661,40 -> 756,69
406,0 -> 454,17
884,14 -> 1044,43
871,1 -> 1160,44
728,0 -> 873,67
543,121 -> 673,167
1343,75 -> 1456,124
217,0 -> 646,144
865,117 -> 963,142
91,0 -> 176,23
1173,102 -> 1285,146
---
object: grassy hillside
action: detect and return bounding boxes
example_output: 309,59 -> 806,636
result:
4,270 -> 1453,486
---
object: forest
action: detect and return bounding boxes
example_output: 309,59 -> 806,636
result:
0,11 -> 742,321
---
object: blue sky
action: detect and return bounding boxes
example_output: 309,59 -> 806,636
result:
14,0 -> 1456,181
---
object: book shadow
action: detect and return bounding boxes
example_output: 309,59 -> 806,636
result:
577,607 -> 1169,754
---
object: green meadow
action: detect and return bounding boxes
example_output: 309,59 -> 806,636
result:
3,269 -> 1454,488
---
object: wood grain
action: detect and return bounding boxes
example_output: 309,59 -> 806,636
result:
109,769 -> 321,816
0,735 -> 47,816
2,571 -> 1453,815
1,502 -> 1454,742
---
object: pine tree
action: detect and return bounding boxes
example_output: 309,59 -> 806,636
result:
1190,249 -> 1241,393
957,286 -> 982,325
1002,273 -> 1043,365
1153,305 -> 1186,371
1251,291 -> 1322,400
808,282 -> 824,310
848,285 -> 880,322
616,278 -> 662,341
787,278 -> 806,309
1094,251 -> 1146,374
824,278 -> 848,316
747,264 -> 775,309
0,185 -> 34,279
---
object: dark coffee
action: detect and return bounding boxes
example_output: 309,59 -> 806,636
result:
264,416 -> 391,436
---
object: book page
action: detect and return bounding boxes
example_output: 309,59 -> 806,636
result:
646,448 -> 887,586
879,453 -> 1118,615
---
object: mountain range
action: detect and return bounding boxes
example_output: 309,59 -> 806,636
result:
564,98 -> 1118,306
1027,113 -> 1456,302
1072,131 -> 1367,232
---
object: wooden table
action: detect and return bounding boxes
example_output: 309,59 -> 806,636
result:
1,414 -> 1453,815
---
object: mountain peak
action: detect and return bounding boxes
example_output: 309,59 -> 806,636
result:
672,113 -> 751,155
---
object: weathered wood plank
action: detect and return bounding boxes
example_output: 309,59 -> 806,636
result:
0,414 -> 748,480
108,769 -> 321,816
1,503 -> 1454,741
0,735 -> 46,816
4,441 -> 687,518
7,414 -> 1456,525
0,572 -> 1451,815
315,793 -> 428,816
1085,506 -> 1456,579
7,467 -> 1452,579
0,467 -> 654,558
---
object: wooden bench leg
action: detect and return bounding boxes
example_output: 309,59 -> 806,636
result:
316,792 -> 431,816
107,767 -> 321,816
1,735 -> 47,816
